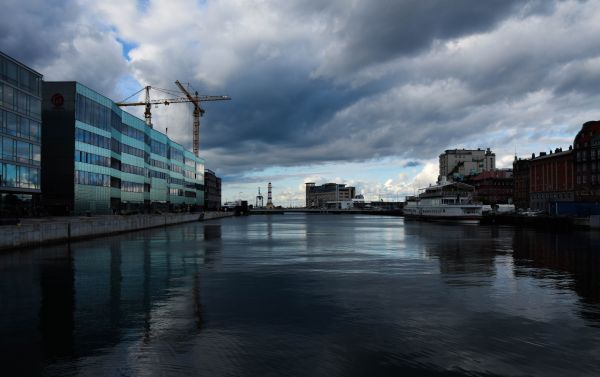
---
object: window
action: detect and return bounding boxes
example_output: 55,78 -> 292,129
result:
121,181 -> 144,193
75,128 -> 111,149
75,94 -> 111,131
5,60 -> 18,85
75,150 -> 110,167
2,137 -> 15,161
17,91 -> 28,115
29,121 -> 40,141
6,112 -> 16,136
170,163 -> 182,173
16,141 -> 30,163
148,169 -> 168,180
185,170 -> 196,179
18,117 -> 29,139
3,85 -> 15,110
151,140 -> 167,157
3,163 -> 16,187
29,98 -> 41,117
122,163 -> 145,176
75,170 -> 110,187
169,147 -> 183,163
32,145 -> 40,163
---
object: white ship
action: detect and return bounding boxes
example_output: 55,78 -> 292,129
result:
403,179 -> 483,223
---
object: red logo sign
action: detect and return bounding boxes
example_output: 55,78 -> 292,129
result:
51,93 -> 64,107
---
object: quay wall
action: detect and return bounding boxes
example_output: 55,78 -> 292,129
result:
0,211 -> 234,251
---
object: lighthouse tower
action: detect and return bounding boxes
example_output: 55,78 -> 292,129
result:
266,182 -> 274,209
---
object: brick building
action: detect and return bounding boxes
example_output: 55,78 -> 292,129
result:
466,169 -> 513,205
573,120 -> 600,202
512,157 -> 530,210
529,148 -> 574,212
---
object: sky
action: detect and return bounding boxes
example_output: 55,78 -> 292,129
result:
2,0 -> 600,206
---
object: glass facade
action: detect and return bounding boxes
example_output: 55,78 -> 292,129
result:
0,51 -> 42,215
45,81 -> 205,214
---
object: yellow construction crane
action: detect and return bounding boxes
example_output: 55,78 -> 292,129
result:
116,83 -> 230,156
174,80 -> 231,157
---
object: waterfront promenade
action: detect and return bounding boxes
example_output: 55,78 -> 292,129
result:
0,211 -> 233,251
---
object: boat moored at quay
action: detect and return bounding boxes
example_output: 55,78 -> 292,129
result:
403,180 -> 484,223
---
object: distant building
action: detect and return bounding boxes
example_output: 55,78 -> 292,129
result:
439,148 -> 495,181
466,169 -> 513,205
305,182 -> 355,208
573,120 -> 600,202
512,157 -> 531,210
0,51 -> 43,216
528,148 -> 574,212
204,169 -> 221,211
42,81 -> 205,214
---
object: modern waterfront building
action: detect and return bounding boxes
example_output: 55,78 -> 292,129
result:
528,147 -> 574,212
305,182 -> 355,208
42,82 -> 205,215
439,148 -> 495,181
573,120 -> 600,202
0,51 -> 42,216
204,169 -> 221,211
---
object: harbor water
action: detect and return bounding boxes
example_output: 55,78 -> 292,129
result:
1,214 -> 599,376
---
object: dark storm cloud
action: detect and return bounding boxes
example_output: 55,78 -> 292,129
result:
0,0 -> 80,66
3,0 -> 598,182
1,0 -> 128,99
403,161 -> 421,168
192,0 -> 580,175
315,0 -> 547,75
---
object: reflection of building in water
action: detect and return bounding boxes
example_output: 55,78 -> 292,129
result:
420,224 -> 500,282
0,247 -> 74,376
0,229 -> 210,373
512,229 -> 600,323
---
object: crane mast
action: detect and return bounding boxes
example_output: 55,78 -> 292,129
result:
116,83 -> 230,156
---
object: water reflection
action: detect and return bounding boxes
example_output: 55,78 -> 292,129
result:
0,217 -> 599,376
512,228 -> 600,326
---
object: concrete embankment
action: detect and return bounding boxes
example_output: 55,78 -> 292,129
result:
0,211 -> 234,251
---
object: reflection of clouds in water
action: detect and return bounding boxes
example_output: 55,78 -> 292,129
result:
1,216 -> 600,376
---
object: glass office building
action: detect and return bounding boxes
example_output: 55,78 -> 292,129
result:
0,51 -> 42,216
42,82 -> 205,215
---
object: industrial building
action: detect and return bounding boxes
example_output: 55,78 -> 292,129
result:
439,148 -> 495,181
0,51 -> 42,216
42,81 -> 205,214
305,182 -> 355,208
204,169 -> 221,210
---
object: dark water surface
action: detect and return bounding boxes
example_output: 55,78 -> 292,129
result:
1,214 -> 600,376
